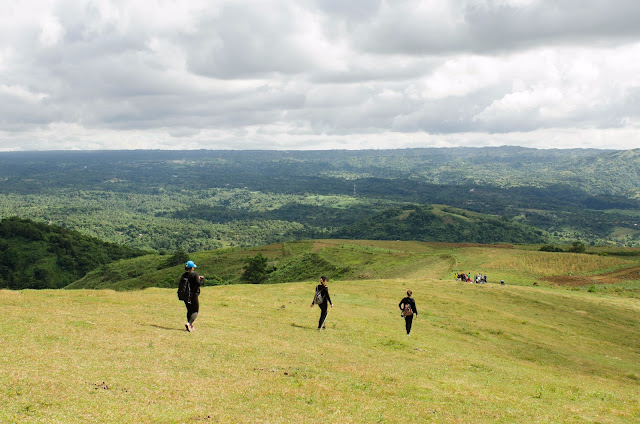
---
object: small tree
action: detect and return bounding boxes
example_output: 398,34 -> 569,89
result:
567,241 -> 586,253
163,249 -> 189,268
241,254 -> 274,284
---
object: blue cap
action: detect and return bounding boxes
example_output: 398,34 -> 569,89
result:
186,260 -> 197,268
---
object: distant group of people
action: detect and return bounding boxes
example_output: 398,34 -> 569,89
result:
456,272 -> 487,284
178,262 -> 418,335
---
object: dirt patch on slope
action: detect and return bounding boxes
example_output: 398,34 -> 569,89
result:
546,266 -> 640,287
425,242 -> 516,249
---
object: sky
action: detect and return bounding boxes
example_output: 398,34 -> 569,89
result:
1,0 -> 639,151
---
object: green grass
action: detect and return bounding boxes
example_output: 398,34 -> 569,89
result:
2,275 -> 640,423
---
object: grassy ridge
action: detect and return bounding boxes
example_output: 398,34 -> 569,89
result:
2,277 -> 639,423
68,240 -> 640,298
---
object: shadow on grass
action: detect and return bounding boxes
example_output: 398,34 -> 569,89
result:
290,322 -> 317,331
144,323 -> 185,332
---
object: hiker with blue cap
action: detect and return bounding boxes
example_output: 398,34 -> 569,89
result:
179,260 -> 204,332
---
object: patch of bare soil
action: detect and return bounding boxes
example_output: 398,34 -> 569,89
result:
545,266 -> 640,287
425,242 -> 516,249
312,241 -> 336,251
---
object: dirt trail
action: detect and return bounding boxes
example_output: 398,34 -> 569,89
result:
545,265 -> 640,287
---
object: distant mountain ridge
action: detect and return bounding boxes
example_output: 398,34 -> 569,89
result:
1,147 -> 638,196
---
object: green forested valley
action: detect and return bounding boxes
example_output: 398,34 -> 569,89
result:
1,147 -> 639,259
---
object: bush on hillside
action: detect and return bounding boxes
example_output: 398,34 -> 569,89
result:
241,254 -> 275,284
539,245 -> 564,252
567,241 -> 586,253
160,249 -> 189,269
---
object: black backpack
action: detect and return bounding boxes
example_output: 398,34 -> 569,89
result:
177,276 -> 191,303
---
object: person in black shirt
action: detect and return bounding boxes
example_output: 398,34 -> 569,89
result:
310,275 -> 333,330
398,290 -> 418,335
181,260 -> 204,332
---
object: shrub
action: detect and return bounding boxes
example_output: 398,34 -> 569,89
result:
539,245 -> 564,252
241,254 -> 275,284
567,241 -> 586,253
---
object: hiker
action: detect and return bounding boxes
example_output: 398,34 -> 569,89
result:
398,290 -> 418,335
180,260 -> 204,332
310,275 -> 333,330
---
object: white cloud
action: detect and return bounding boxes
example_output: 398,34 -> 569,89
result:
421,55 -> 502,99
38,15 -> 65,47
0,85 -> 49,103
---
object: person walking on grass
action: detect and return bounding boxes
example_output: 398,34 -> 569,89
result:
181,260 -> 204,332
310,275 -> 333,330
399,290 -> 418,336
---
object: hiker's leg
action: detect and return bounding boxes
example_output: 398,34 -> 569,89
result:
188,296 -> 200,325
318,304 -> 328,329
405,316 -> 413,334
184,300 -> 192,322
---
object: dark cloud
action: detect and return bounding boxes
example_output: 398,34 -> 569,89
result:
463,0 -> 640,52
184,3 -> 315,79
351,0 -> 640,55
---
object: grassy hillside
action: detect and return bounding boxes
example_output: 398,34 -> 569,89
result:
67,240 -> 640,301
2,277 -> 639,423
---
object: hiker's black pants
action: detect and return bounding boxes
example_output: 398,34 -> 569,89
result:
404,315 -> 413,334
185,295 -> 199,325
318,302 -> 328,329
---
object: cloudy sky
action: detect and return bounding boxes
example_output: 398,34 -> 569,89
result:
1,0 -> 639,151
